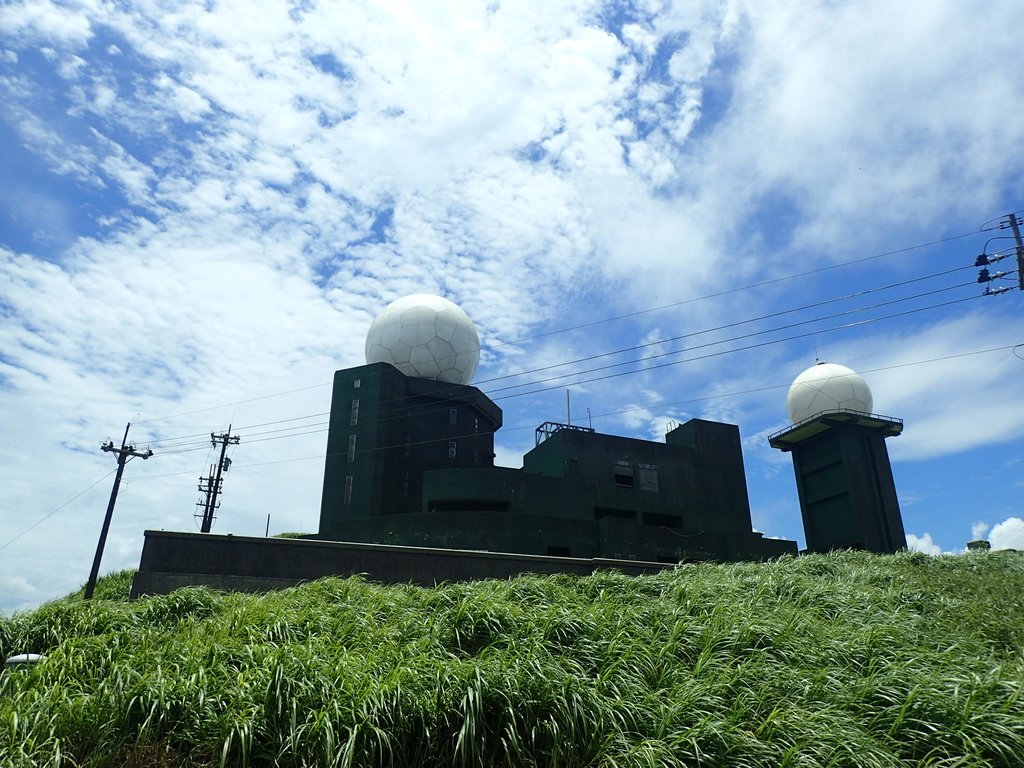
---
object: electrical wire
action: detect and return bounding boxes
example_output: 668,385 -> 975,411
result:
135,281 -> 997,457
191,341 -> 1024,465
482,280 -> 976,396
171,293 -> 986,452
489,294 -> 983,402
979,211 -> 1022,232
475,265 -> 976,387
132,225 -> 990,427
0,469 -> 116,553
230,279 -> 985,439
488,228 -> 986,348
8,338 -> 1015,553
111,340 -> 1024,481
134,381 -> 332,426
140,268 -> 990,451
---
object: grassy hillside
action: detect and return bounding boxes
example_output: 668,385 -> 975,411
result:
2,551 -> 1023,767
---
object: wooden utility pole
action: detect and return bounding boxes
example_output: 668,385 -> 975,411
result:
85,423 -> 152,599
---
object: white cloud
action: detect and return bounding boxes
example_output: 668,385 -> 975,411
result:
989,518 -> 1024,551
971,521 -> 990,541
0,0 -> 93,46
906,532 -> 942,556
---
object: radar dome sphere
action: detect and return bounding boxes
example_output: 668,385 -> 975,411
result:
365,294 -> 480,385
786,362 -> 873,423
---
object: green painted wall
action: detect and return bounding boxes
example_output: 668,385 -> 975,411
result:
319,363 -> 502,539
785,421 -> 906,553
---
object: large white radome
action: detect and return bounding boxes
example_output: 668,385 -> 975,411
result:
786,362 -> 873,423
365,294 -> 480,385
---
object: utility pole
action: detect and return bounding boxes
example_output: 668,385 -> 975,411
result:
1006,212 -> 1024,292
197,426 -> 240,533
85,422 -> 153,599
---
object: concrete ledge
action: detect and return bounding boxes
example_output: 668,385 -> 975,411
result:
130,530 -> 676,598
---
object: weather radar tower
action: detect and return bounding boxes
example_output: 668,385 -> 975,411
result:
768,362 -> 907,554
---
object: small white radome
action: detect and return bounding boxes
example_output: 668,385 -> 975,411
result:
786,362 -> 873,424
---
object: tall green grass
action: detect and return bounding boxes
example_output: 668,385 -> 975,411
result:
2,551 -> 1023,767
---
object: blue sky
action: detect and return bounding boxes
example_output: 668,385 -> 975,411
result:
1,0 -> 1022,613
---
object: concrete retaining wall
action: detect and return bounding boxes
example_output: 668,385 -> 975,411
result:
130,530 -> 676,598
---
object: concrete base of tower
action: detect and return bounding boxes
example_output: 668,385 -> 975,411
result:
769,411 -> 907,554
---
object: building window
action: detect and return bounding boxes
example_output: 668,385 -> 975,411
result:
449,408 -> 458,425
614,460 -> 634,488
347,434 -> 357,462
353,378 -> 361,389
344,476 -> 353,504
639,463 -> 659,492
350,398 -> 360,426
448,441 -> 457,458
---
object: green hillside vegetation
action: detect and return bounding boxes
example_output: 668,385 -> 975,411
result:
2,551 -> 1023,767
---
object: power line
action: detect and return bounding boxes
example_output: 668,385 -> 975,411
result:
134,381 -> 331,426
144,413 -> 331,450
488,228 -> 985,348
135,286 -> 994,457
144,270 -> 984,451
178,292 -> 991,450
178,341 -> 1023,466
487,294 -> 983,402
0,469 -> 116,553
67,340 -> 1024,486
233,280 -> 983,437
481,279 -> 976,395
131,225 -> 989,427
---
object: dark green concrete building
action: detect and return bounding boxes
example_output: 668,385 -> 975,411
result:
318,363 -> 796,562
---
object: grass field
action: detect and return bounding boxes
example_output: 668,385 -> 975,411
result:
2,550 -> 1023,767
